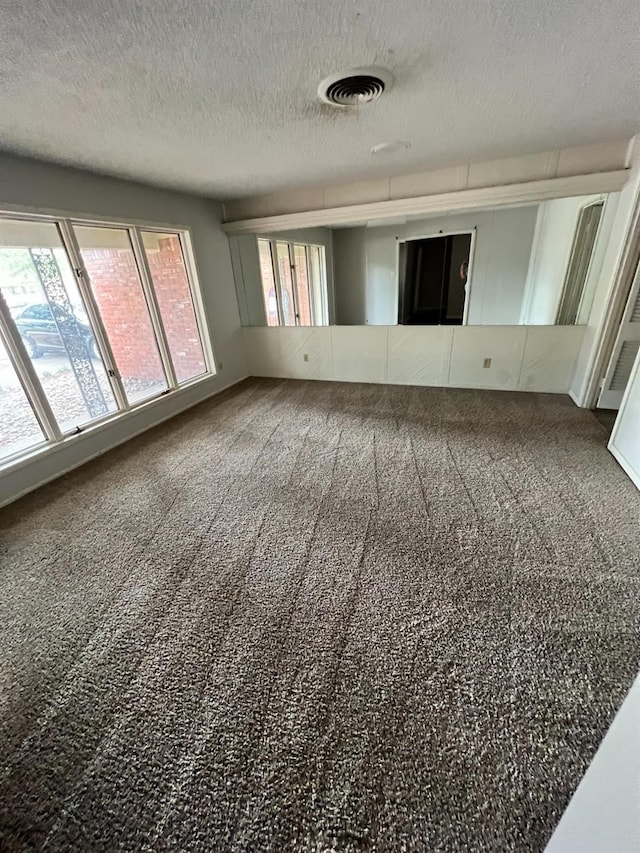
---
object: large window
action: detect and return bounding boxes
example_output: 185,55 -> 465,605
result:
257,238 -> 328,326
141,231 -> 207,383
75,225 -> 169,405
0,335 -> 46,461
0,213 -> 212,469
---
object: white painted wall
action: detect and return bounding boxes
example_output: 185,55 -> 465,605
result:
229,227 -> 335,326
333,226 -> 367,325
521,194 -> 616,325
229,234 -> 265,326
243,325 -> 585,394
0,151 -> 247,507
523,197 -> 591,324
331,206 -> 538,325
609,348 -> 640,489
544,673 -> 640,853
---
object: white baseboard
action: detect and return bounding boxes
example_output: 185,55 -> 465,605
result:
569,388 -> 584,407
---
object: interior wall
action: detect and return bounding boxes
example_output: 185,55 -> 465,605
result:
332,206 -> 538,325
521,194 -> 610,325
243,325 -> 585,395
230,227 -> 335,326
522,197 -> 587,324
229,235 -> 265,326
333,227 -> 367,325
0,152 -> 246,507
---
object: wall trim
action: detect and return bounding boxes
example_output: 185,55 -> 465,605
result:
223,171 -> 629,235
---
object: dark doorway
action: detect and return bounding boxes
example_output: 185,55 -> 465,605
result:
398,233 -> 472,325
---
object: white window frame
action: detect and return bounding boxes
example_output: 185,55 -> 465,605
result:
257,236 -> 328,327
0,206 -> 216,474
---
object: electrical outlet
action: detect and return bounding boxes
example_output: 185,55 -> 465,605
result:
483,358 -> 491,368
303,353 -> 309,362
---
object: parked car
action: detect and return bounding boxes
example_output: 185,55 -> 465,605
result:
14,303 -> 97,359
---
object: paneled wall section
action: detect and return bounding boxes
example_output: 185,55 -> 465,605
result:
224,140 -> 631,222
243,325 -> 585,394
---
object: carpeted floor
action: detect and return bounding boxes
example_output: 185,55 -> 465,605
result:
593,408 -> 618,437
1,378 -> 639,852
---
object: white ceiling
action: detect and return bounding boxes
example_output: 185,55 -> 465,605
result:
1,0 -> 639,200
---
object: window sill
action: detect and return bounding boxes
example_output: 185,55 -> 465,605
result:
0,370 -> 216,479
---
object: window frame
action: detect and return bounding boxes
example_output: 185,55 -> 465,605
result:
0,205 -> 216,474
256,238 -> 282,326
150,227 -> 215,380
256,236 -> 328,328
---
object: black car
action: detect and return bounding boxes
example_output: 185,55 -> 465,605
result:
14,303 -> 97,359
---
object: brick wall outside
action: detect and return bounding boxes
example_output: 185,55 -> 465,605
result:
82,237 -> 205,383
147,237 -> 206,383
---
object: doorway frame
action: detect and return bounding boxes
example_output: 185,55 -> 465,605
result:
579,178 -> 640,409
555,199 -> 605,326
395,228 -> 477,326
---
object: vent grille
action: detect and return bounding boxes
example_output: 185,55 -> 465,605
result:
318,67 -> 393,107
324,75 -> 385,106
610,340 -> 640,391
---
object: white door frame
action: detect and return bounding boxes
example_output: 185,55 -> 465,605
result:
580,180 -> 640,408
608,346 -> 640,490
396,229 -> 477,325
598,255 -> 640,409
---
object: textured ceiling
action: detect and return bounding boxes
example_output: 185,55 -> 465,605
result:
0,0 -> 639,199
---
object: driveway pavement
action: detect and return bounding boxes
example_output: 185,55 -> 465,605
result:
1,353 -> 164,457
0,353 -> 70,390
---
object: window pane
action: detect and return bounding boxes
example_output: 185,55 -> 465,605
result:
140,232 -> 207,383
293,244 -> 312,326
276,242 -> 296,326
0,335 -> 47,462
74,226 -> 168,405
258,239 -> 279,326
0,218 -> 118,433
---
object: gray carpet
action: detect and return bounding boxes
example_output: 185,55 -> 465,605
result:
593,408 -> 618,437
1,378 -> 639,852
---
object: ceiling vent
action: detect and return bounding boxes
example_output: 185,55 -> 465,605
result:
318,68 -> 393,107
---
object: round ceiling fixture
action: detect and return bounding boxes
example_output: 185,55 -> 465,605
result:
318,67 -> 393,107
371,140 -> 411,155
